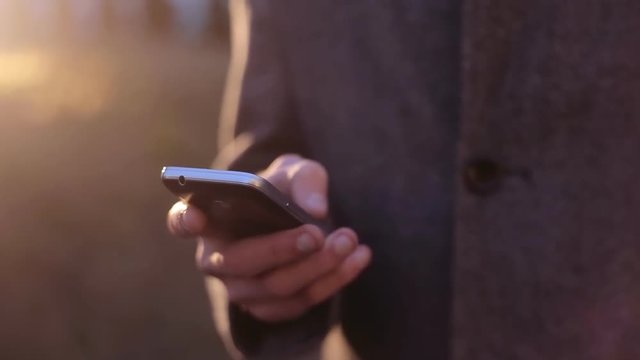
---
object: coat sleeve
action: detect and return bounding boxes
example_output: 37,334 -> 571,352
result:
214,0 -> 305,172
209,1 -> 332,358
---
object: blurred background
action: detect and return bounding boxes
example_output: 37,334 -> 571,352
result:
0,0 -> 231,358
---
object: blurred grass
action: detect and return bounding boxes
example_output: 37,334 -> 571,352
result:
0,1 -> 231,359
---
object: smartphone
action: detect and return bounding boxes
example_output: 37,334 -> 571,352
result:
162,166 -> 331,239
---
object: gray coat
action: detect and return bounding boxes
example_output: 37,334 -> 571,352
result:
212,0 -> 640,359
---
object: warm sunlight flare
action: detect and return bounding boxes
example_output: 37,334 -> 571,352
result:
0,0 -> 226,125
0,50 -> 115,124
0,51 -> 50,92
0,1 -> 229,358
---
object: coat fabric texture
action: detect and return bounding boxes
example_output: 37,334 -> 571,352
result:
211,0 -> 640,359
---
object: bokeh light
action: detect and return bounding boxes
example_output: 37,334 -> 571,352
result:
0,1 -> 231,359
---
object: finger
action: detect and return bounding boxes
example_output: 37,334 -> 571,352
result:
241,245 -> 371,323
167,201 -> 207,238
270,153 -> 303,171
287,159 -> 329,218
195,236 -> 221,273
197,224 -> 324,278
224,229 -> 357,303
303,245 -> 372,306
260,228 -> 358,298
222,277 -> 268,303
260,156 -> 329,218
259,153 -> 302,191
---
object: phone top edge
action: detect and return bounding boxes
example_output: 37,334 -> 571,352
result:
162,166 -> 299,218
162,166 -> 264,186
161,166 -> 333,234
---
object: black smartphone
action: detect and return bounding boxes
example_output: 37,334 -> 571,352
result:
162,166 -> 331,239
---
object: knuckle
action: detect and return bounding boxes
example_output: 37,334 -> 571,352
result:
269,154 -> 303,173
286,159 -> 323,183
276,153 -> 302,165
296,159 -> 327,177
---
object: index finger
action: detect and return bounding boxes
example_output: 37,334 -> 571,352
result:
261,157 -> 329,219
198,224 -> 324,278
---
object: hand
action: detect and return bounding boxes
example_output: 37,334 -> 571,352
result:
167,154 -> 372,323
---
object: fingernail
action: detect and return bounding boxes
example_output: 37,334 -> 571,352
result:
333,234 -> 355,256
350,247 -> 370,267
296,233 -> 317,253
306,193 -> 326,212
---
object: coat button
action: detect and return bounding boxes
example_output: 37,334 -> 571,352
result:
463,158 -> 504,196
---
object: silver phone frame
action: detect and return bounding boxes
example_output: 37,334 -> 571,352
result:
161,166 -> 319,227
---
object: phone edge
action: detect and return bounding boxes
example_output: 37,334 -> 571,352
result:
161,166 -> 332,233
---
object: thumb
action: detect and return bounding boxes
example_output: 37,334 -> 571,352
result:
287,159 -> 329,219
167,201 -> 208,237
